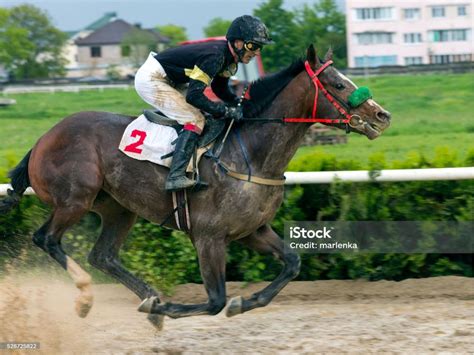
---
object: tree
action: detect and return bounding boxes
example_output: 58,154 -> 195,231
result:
3,4 -> 67,79
203,17 -> 231,37
253,0 -> 303,73
0,8 -> 33,74
156,24 -> 188,47
252,0 -> 347,72
121,28 -> 158,68
295,0 -> 346,67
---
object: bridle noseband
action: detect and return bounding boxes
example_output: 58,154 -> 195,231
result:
284,60 -> 362,133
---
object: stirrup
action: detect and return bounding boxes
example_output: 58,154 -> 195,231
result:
192,177 -> 209,192
165,176 -> 197,192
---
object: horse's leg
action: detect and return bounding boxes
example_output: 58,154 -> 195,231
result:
88,193 -> 164,329
33,207 -> 94,318
226,224 -> 301,317
139,236 -> 227,318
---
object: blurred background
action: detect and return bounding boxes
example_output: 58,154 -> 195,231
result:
0,0 -> 473,289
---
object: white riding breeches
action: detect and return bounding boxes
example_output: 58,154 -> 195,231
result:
134,52 -> 205,134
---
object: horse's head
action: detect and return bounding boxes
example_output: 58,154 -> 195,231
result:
305,45 -> 391,140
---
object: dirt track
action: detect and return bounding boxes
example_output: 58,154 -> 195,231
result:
1,274 -> 473,354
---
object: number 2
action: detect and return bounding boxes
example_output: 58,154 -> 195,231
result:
124,129 -> 147,154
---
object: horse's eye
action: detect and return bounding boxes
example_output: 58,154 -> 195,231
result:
335,83 -> 345,90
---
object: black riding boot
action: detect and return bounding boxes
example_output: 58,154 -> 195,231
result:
165,130 -> 199,191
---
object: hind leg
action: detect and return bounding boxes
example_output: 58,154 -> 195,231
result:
33,206 -> 94,318
89,193 -> 164,329
226,224 -> 301,317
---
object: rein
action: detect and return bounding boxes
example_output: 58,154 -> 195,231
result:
209,60 -> 365,186
244,60 -> 365,132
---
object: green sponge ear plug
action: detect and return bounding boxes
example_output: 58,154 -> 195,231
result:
348,87 -> 372,108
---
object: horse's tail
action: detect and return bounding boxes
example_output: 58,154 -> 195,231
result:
0,149 -> 32,214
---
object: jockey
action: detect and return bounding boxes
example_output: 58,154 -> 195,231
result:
134,15 -> 272,192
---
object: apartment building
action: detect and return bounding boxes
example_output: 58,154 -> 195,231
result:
346,0 -> 473,67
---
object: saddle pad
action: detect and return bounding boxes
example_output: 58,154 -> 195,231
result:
119,114 -> 211,172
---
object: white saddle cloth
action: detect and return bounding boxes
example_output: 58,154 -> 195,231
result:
119,114 -> 211,172
119,114 -> 177,167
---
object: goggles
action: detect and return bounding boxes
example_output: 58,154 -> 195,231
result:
244,41 -> 263,52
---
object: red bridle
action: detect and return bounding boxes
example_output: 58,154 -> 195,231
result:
283,60 -> 352,124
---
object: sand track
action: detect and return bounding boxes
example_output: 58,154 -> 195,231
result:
1,275 -> 473,354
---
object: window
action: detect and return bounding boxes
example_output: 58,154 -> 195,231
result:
404,8 -> 420,20
404,33 -> 422,43
355,7 -> 393,20
90,46 -> 101,58
432,7 -> 445,17
121,45 -> 130,57
430,54 -> 472,64
458,6 -> 467,16
405,57 -> 423,65
355,32 -> 394,45
354,55 -> 397,68
430,29 -> 470,42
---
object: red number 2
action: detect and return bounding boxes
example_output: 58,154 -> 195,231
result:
124,130 -> 147,154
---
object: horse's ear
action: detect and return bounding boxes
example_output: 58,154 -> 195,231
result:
324,47 -> 333,62
306,44 -> 320,68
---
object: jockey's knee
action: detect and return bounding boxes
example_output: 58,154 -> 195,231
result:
183,123 -> 203,135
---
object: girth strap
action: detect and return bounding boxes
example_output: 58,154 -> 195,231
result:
217,160 -> 285,186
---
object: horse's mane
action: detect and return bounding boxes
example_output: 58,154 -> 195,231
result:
242,59 -> 305,118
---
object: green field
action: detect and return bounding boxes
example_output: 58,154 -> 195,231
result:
0,72 -> 473,175
295,72 -> 474,164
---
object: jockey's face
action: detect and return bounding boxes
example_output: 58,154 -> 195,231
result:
234,40 -> 261,64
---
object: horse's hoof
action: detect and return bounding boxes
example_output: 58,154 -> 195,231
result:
225,296 -> 243,317
147,313 -> 165,331
75,295 -> 93,318
138,296 -> 158,313
139,297 -> 164,331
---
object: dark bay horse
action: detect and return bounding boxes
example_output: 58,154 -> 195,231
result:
0,45 -> 390,329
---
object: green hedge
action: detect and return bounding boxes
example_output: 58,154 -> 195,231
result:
1,147 -> 472,291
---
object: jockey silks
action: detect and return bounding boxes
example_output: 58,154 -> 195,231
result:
154,40 -> 239,117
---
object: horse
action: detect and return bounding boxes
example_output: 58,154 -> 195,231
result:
0,45 -> 390,329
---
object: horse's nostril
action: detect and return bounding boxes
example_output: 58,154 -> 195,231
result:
376,110 -> 391,122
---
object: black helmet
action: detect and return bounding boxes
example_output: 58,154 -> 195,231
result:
226,15 -> 273,45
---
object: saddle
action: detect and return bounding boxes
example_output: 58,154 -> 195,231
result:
143,109 -> 227,149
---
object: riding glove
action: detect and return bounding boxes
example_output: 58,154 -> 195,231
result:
224,105 -> 244,122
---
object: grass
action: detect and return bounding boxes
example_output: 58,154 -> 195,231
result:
293,133 -> 474,165
0,72 -> 473,173
0,88 -> 143,171
356,73 -> 474,136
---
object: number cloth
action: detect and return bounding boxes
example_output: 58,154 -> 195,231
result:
118,114 -> 208,172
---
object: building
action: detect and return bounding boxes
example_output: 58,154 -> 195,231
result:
72,17 -> 169,78
63,12 -> 119,77
346,0 -> 473,67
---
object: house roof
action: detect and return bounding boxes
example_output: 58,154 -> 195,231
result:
75,19 -> 169,46
65,12 -> 117,39
85,12 -> 117,31
65,30 -> 78,39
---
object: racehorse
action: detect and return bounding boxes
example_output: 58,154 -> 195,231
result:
0,45 -> 390,329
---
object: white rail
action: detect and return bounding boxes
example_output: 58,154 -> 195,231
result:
1,167 -> 473,196
0,186 -> 35,196
284,167 -> 474,184
2,84 -> 130,94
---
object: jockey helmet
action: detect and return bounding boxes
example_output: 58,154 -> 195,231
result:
226,15 -> 273,46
